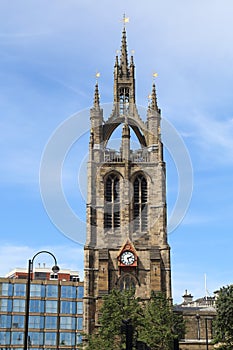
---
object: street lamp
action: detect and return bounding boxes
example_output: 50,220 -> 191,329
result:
23,250 -> 60,350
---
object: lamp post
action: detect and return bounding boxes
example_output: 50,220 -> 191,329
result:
23,250 -> 60,350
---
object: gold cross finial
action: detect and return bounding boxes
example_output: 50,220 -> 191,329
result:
95,71 -> 100,82
122,13 -> 129,26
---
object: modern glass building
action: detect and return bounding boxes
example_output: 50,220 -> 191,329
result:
0,268 -> 83,349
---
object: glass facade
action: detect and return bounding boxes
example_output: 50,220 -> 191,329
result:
11,332 -> 24,345
14,283 -> 26,296
46,284 -> 58,298
45,300 -> 58,313
13,299 -> 26,312
29,315 -> 44,329
61,300 -> 76,314
0,279 -> 83,349
59,332 -> 75,346
0,298 -> 12,311
0,314 -> 11,328
30,283 -> 45,297
0,282 -> 13,296
30,299 -> 44,313
45,316 -> 57,329
12,315 -> 24,328
60,316 -> 76,330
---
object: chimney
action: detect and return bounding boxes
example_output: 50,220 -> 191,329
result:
182,290 -> 193,304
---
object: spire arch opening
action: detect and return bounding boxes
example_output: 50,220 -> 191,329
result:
103,119 -> 147,149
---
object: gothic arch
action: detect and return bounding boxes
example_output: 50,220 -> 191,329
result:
117,273 -> 139,291
132,173 -> 148,232
104,173 -> 121,229
103,118 -> 147,148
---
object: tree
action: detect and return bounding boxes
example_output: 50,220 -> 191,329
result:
138,292 -> 184,350
84,288 -> 143,350
214,285 -> 233,349
84,289 -> 185,350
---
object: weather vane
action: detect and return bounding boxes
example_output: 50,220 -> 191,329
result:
95,71 -> 100,82
122,13 -> 129,26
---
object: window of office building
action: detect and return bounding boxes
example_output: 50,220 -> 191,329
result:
76,333 -> 82,345
77,286 -> 84,298
45,316 -> 57,329
14,283 -> 26,297
29,316 -> 44,329
12,315 -> 24,329
45,300 -> 58,313
61,285 -> 76,298
46,285 -> 58,298
0,282 -> 13,296
13,299 -> 25,312
0,331 -> 10,345
77,317 -> 83,330
77,301 -> 83,314
59,332 -> 75,346
60,316 -> 76,330
11,332 -> 24,345
0,314 -> 11,328
30,284 -> 45,297
0,298 -> 12,312
29,299 -> 44,313
60,300 -> 76,314
44,332 -> 57,346
28,332 -> 44,346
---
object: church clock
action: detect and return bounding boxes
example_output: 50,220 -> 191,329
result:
120,251 -> 135,265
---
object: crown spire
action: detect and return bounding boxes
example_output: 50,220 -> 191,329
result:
150,83 -> 159,112
93,81 -> 100,108
120,16 -> 129,76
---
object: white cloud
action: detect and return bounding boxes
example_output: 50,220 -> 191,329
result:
188,114 -> 233,164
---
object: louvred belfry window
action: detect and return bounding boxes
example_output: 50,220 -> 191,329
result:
104,174 -> 120,229
119,87 -> 129,115
133,174 -> 148,231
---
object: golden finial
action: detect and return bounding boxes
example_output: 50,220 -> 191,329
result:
131,49 -> 135,55
95,71 -> 100,83
122,13 -> 129,26
153,72 -> 158,79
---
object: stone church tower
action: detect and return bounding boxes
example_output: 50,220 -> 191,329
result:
83,26 -> 172,334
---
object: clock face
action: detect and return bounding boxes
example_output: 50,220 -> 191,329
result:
121,251 -> 135,265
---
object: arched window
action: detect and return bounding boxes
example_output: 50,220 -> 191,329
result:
104,174 -> 120,229
119,274 -> 136,291
133,174 -> 148,231
119,87 -> 129,115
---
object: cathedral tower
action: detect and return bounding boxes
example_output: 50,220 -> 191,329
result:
83,26 -> 171,334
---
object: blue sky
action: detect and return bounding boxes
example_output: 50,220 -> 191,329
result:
1,0 -> 233,303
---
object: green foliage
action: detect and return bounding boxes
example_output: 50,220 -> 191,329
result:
138,292 -> 184,350
84,289 -> 185,350
214,285 -> 233,349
